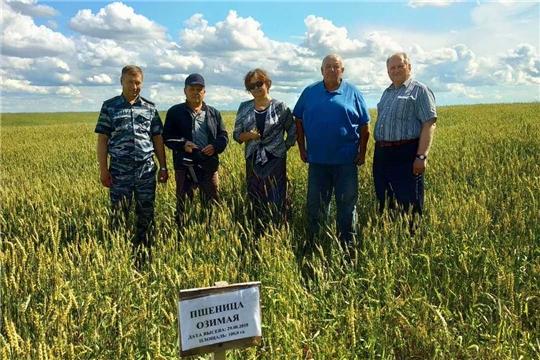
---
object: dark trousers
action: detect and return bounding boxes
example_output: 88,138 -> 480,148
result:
246,157 -> 287,231
373,141 -> 424,216
174,170 -> 219,226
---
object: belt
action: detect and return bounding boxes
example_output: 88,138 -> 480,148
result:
376,138 -> 418,147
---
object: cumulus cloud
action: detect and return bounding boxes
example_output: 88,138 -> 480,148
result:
493,44 -> 540,85
410,42 -> 540,94
179,11 -> 269,52
301,15 -> 367,56
1,56 -> 34,71
1,56 -> 74,87
74,38 -> 140,68
56,85 -> 82,97
1,2 -> 75,57
1,3 -> 539,112
7,0 -> 59,18
1,77 -> 50,94
156,52 -> 204,72
68,2 -> 167,41
86,74 -> 113,84
501,44 -> 540,83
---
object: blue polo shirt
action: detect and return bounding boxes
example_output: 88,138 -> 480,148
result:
293,80 -> 370,164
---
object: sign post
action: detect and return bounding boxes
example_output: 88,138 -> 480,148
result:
178,281 -> 262,358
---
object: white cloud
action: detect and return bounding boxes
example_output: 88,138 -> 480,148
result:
1,56 -> 74,87
179,10 -> 269,52
408,0 -> 464,9
55,73 -> 73,83
160,74 -> 186,82
50,58 -> 70,72
56,85 -> 82,97
156,51 -> 204,72
501,44 -> 540,84
468,2 -> 539,56
446,83 -> 483,100
75,38 -> 140,68
1,2 -> 75,58
1,56 -> 34,71
46,20 -> 58,29
1,4 -> 539,112
7,0 -> 59,18
68,2 -> 167,41
301,15 -> 367,56
1,77 -> 50,94
86,74 -> 113,84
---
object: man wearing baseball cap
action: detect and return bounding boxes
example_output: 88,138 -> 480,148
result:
163,74 -> 229,229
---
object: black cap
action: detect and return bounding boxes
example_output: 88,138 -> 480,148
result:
185,73 -> 205,87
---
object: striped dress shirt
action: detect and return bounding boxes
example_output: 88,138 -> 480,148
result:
374,77 -> 437,142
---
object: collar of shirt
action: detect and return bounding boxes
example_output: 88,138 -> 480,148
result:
387,76 -> 414,91
322,80 -> 345,94
120,93 -> 142,106
184,101 -> 207,113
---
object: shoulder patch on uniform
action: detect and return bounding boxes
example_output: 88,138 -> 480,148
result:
103,95 -> 123,106
140,96 -> 155,106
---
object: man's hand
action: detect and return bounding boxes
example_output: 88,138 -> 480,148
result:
354,152 -> 366,166
413,158 -> 427,175
299,147 -> 307,163
100,169 -> 113,188
249,129 -> 261,141
184,141 -> 199,153
201,144 -> 215,156
158,169 -> 168,183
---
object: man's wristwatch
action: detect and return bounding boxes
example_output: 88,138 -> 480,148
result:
416,154 -> 427,160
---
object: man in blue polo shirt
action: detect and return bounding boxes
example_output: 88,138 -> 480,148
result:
293,54 -> 370,249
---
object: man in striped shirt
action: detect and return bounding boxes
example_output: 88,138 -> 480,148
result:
373,53 -> 437,225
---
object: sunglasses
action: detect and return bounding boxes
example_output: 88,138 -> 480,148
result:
247,81 -> 265,90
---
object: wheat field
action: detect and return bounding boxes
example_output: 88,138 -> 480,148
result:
1,103 -> 539,359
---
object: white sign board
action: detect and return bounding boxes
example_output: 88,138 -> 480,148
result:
178,283 -> 261,355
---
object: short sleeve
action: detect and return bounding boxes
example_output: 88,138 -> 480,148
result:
95,103 -> 112,136
292,89 -> 306,119
416,87 -> 437,123
354,90 -> 371,126
150,108 -> 164,136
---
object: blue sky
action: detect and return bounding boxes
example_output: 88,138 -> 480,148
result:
1,0 -> 539,113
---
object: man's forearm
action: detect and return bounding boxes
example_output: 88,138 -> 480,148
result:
152,135 -> 167,168
417,119 -> 436,156
295,118 -> 305,149
359,124 -> 370,157
97,134 -> 109,172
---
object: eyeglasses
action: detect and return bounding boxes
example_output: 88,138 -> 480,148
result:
247,81 -> 264,90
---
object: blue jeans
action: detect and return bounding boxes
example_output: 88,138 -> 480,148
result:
307,163 -> 358,243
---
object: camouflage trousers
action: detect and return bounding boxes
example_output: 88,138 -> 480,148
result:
109,157 -> 157,259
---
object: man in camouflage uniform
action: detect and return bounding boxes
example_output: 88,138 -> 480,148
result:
95,65 -> 168,265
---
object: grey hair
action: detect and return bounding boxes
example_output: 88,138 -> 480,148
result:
322,54 -> 344,68
386,53 -> 410,65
